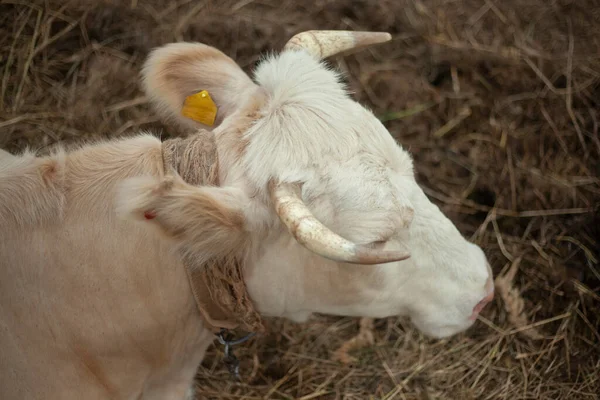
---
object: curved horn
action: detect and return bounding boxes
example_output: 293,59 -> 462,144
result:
283,30 -> 392,59
269,181 -> 410,265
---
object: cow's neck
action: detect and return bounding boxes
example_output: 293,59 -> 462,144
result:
162,130 -> 219,187
161,131 -> 264,336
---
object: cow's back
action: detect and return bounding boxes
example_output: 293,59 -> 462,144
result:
0,135 -> 211,399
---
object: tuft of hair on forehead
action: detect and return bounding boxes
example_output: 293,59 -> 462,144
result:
252,50 -> 351,111
241,50 -> 411,191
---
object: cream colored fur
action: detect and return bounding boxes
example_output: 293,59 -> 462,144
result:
0,136 -> 238,399
115,173 -> 249,265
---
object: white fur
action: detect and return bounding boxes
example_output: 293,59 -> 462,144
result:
209,50 -> 492,338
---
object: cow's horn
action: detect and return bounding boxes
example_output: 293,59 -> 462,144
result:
283,30 -> 392,59
269,181 -> 410,265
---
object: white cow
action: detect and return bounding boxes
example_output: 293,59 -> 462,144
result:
0,31 -> 494,399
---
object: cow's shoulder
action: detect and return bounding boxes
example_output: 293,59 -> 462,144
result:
0,133 -> 165,230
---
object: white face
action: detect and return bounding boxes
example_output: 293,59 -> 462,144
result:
242,160 -> 494,339
237,51 -> 494,339
141,37 -> 495,339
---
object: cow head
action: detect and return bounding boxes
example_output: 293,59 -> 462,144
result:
141,31 -> 494,339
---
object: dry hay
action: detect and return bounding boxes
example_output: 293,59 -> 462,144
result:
1,0 -> 599,399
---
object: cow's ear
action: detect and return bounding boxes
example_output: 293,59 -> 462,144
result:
141,42 -> 259,131
115,174 -> 248,264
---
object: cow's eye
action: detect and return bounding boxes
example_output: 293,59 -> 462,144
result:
369,240 -> 387,250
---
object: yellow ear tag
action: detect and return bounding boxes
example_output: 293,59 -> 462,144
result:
181,90 -> 217,126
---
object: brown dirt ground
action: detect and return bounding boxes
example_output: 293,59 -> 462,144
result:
1,0 -> 599,399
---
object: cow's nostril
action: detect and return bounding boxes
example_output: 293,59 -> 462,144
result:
469,289 -> 494,320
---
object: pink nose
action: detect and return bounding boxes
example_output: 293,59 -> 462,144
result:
469,288 -> 494,320
484,290 -> 494,302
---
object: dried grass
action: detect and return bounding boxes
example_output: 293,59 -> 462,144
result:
332,318 -> 376,365
494,257 -> 544,340
1,0 -> 599,399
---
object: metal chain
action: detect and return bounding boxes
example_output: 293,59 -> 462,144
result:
215,329 -> 256,381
